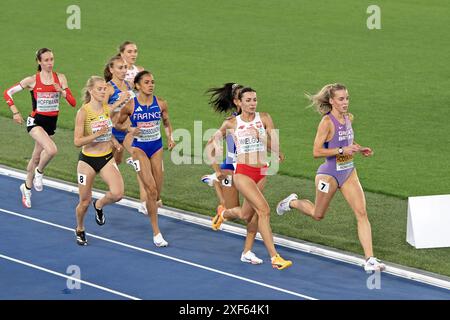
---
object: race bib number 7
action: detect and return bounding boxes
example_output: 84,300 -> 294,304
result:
318,180 -> 330,193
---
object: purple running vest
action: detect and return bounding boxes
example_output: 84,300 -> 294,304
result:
316,112 -> 354,187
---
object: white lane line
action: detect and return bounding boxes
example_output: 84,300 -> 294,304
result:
2,166 -> 450,291
0,253 -> 140,300
0,208 -> 316,300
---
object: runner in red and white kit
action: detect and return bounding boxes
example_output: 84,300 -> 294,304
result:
206,87 -> 292,270
119,41 -> 144,85
3,48 -> 76,208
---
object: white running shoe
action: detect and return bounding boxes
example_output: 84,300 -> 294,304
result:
33,168 -> 44,192
20,183 -> 32,208
138,201 -> 148,215
153,233 -> 168,247
364,257 -> 386,272
200,173 -> 217,187
139,201 -> 162,214
240,250 -> 263,265
276,193 -> 298,215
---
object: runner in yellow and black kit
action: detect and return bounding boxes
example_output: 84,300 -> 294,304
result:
73,76 -> 124,246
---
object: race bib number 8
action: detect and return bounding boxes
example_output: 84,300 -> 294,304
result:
77,173 -> 87,186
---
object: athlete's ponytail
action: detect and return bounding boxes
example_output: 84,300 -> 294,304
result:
82,76 -> 105,104
206,83 -> 243,114
306,83 -> 347,116
104,54 -> 123,82
36,48 -> 52,71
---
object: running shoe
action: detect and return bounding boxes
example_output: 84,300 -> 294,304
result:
153,233 -> 168,247
212,205 -> 226,231
364,257 -> 386,272
20,183 -> 32,208
138,200 -> 162,214
93,199 -> 106,225
138,201 -> 148,215
75,229 -> 88,246
33,168 -> 44,192
271,254 -> 293,270
276,193 -> 298,215
201,173 -> 216,187
241,250 -> 263,265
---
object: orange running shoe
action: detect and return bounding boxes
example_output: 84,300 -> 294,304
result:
212,205 -> 226,231
271,254 -> 293,270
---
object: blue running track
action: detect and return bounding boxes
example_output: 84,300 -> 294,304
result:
0,173 -> 449,300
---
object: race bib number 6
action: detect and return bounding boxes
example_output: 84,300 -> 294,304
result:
221,175 -> 233,187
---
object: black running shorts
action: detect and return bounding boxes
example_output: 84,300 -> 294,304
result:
26,114 -> 58,136
78,152 -> 114,173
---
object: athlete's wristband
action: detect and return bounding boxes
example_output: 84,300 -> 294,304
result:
64,88 -> 76,107
4,83 -> 23,107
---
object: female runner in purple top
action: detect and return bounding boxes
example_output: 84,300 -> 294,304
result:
276,83 -> 386,272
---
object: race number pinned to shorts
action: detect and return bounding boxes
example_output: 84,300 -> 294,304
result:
133,159 -> 141,172
26,116 -> 35,127
77,173 -> 87,186
318,180 -> 330,193
221,175 -> 233,187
